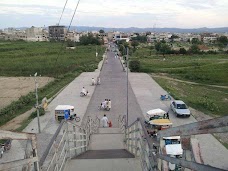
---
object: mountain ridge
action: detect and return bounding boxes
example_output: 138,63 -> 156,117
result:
11,26 -> 228,33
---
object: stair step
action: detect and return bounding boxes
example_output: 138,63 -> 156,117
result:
89,134 -> 124,150
98,128 -> 121,134
65,158 -> 142,171
75,149 -> 134,159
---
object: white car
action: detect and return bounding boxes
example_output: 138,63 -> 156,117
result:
170,100 -> 190,117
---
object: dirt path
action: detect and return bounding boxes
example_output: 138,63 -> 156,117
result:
0,77 -> 54,109
151,73 -> 228,89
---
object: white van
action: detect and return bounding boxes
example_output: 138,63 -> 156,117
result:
55,105 -> 74,121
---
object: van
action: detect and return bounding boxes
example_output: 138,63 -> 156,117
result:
55,105 -> 74,121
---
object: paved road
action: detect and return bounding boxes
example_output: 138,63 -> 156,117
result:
83,50 -> 143,127
129,73 -> 228,170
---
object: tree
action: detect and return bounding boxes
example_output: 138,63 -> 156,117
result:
218,36 -> 228,45
160,43 -> 171,55
189,44 -> 200,54
155,42 -> 161,52
67,40 -> 74,47
179,47 -> 187,54
146,31 -> 151,36
131,40 -> 139,49
129,60 -> 141,72
99,29 -> 105,33
79,34 -> 101,45
191,38 -> 201,44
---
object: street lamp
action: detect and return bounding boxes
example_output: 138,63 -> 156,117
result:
118,44 -> 128,126
126,47 -> 129,127
34,72 -> 41,133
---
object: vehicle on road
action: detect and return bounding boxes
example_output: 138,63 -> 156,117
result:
55,105 -> 80,122
0,139 -> 12,158
80,91 -> 89,97
145,119 -> 172,137
145,108 -> 167,123
170,100 -> 190,117
160,94 -> 171,101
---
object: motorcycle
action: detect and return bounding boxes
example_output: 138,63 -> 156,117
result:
80,91 -> 89,97
160,94 -> 171,101
0,139 -> 11,158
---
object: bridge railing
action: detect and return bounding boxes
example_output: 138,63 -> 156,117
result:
124,116 -> 228,171
40,116 -> 100,171
123,117 -> 157,171
0,130 -> 39,171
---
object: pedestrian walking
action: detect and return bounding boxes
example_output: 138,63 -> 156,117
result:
101,114 -> 109,127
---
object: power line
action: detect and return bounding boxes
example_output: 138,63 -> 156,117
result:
58,0 -> 69,25
54,0 -> 81,69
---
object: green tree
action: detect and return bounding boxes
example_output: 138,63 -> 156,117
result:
191,38 -> 201,44
155,42 -> 161,52
129,60 -> 140,72
218,36 -> 228,45
66,40 -> 74,47
160,43 -> 171,55
99,29 -> 105,33
179,47 -> 187,54
79,34 -> 101,45
189,44 -> 200,54
131,40 -> 139,51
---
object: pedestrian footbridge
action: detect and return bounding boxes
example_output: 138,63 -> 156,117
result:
0,115 -> 227,171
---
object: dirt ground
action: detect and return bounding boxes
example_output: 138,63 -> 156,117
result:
0,76 -> 54,131
0,76 -> 54,110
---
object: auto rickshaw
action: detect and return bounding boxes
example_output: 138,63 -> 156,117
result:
145,108 -> 167,125
145,119 -> 173,137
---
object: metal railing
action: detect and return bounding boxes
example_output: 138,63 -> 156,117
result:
40,116 -> 100,171
0,130 -> 39,171
118,115 -> 126,133
121,117 -> 157,171
123,116 -> 228,171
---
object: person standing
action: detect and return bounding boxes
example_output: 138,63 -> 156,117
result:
101,114 -> 109,127
92,78 -> 95,86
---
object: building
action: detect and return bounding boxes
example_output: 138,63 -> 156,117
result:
25,26 -> 48,41
66,31 -> 81,42
48,25 -> 67,41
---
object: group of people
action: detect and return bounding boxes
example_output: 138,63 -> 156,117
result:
101,99 -> 111,110
92,77 -> 101,86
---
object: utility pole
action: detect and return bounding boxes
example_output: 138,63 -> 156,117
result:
34,72 -> 41,133
126,47 -> 129,127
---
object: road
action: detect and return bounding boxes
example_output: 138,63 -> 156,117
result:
1,44 -> 227,170
83,50 -> 143,127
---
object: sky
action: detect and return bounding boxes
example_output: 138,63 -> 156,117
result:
0,0 -> 228,29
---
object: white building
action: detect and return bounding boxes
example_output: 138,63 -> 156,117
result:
66,31 -> 80,42
25,26 -> 48,41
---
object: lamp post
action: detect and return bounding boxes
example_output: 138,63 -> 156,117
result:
126,47 -> 129,127
34,72 -> 41,133
118,44 -> 128,126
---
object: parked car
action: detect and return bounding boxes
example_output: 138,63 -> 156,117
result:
170,100 -> 190,117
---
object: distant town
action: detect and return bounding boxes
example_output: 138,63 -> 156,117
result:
1,25 -> 228,52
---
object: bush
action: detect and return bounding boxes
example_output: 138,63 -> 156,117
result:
129,60 -> 141,72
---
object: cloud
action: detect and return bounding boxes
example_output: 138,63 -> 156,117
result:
0,0 -> 228,28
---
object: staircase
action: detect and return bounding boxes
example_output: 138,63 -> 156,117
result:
64,127 -> 142,171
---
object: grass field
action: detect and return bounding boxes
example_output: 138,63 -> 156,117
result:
0,40 -> 105,127
131,47 -> 228,116
0,40 -> 104,77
